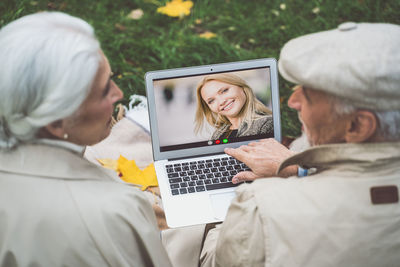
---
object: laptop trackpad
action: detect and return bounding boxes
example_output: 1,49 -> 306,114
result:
209,191 -> 236,221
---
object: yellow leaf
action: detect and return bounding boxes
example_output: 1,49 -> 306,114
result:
117,155 -> 158,191
157,0 -> 193,18
199,31 -> 217,39
97,158 -> 118,171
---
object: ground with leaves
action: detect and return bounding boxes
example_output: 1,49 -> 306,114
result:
1,0 -> 399,138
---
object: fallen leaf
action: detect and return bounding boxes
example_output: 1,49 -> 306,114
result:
117,155 -> 158,190
127,9 -> 144,20
199,31 -> 217,39
312,7 -> 320,14
271,9 -> 280,16
157,0 -> 193,18
114,23 -> 126,31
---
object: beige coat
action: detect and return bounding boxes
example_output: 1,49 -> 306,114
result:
201,142 -> 400,267
0,143 -> 172,267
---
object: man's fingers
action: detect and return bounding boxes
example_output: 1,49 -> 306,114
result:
232,171 -> 258,184
224,147 -> 248,162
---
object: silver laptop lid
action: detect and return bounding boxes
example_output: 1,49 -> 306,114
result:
145,58 -> 281,161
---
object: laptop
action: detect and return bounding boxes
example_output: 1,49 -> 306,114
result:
145,58 -> 281,228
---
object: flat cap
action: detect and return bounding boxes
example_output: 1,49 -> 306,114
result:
278,22 -> 400,110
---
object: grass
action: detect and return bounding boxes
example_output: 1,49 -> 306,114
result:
1,0 -> 399,138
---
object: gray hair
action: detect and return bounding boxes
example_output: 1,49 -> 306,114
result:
331,95 -> 400,141
0,12 -> 101,149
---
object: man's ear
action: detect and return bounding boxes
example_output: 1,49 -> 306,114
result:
345,110 -> 377,143
43,120 -> 66,139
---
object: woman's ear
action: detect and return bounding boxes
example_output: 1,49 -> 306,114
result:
42,120 -> 66,140
345,110 -> 377,143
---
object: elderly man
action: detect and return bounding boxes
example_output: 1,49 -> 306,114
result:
198,22 -> 400,267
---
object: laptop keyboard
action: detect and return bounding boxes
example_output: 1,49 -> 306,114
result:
165,156 -> 250,196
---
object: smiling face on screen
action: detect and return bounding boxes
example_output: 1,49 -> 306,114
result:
200,80 -> 247,125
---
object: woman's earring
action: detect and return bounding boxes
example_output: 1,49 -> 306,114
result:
63,133 -> 68,140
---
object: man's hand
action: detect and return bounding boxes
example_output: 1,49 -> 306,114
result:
224,138 -> 298,183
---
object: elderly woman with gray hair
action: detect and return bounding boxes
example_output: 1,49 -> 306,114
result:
0,12 -> 172,266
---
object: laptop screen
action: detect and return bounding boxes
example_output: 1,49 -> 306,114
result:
145,59 -> 281,160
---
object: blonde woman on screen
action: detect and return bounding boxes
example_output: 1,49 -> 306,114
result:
195,73 -> 273,140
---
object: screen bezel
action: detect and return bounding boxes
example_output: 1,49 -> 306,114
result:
145,58 -> 281,161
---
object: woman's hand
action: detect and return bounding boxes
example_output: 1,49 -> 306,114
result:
224,138 -> 298,183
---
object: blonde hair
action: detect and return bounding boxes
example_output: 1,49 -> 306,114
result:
194,73 -> 271,134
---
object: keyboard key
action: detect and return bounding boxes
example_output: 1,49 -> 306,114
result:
206,163 -> 213,168
226,166 -> 234,170
182,162 -> 189,166
206,173 -> 214,178
197,160 -> 205,164
174,163 -> 181,167
199,174 -> 206,179
182,166 -> 190,171
230,170 -> 238,175
234,164 -> 241,170
221,161 -> 228,166
188,187 -> 196,193
214,172 -> 222,177
220,177 -> 228,183
166,164 -> 173,168
206,159 -> 212,163
222,171 -> 229,176
204,179 -> 212,184
206,182 -> 238,191
195,170 -> 203,175
183,176 -> 190,182
198,164 -> 205,169
168,173 -> 179,178
203,169 -> 211,174
211,168 -> 218,172
180,182 -> 188,187
213,158 -> 221,161
170,184 -> 180,189
196,180 -> 204,185
188,181 -> 195,186
179,172 -> 187,177
171,189 -> 179,195
213,162 -> 221,167
179,188 -> 188,194
196,186 -> 206,192
212,178 -> 220,183
191,175 -> 198,181
188,171 -> 195,175
169,178 -> 182,184
174,167 -> 182,172
166,168 -> 174,173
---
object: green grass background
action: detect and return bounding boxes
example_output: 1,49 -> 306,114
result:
1,0 -> 399,138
